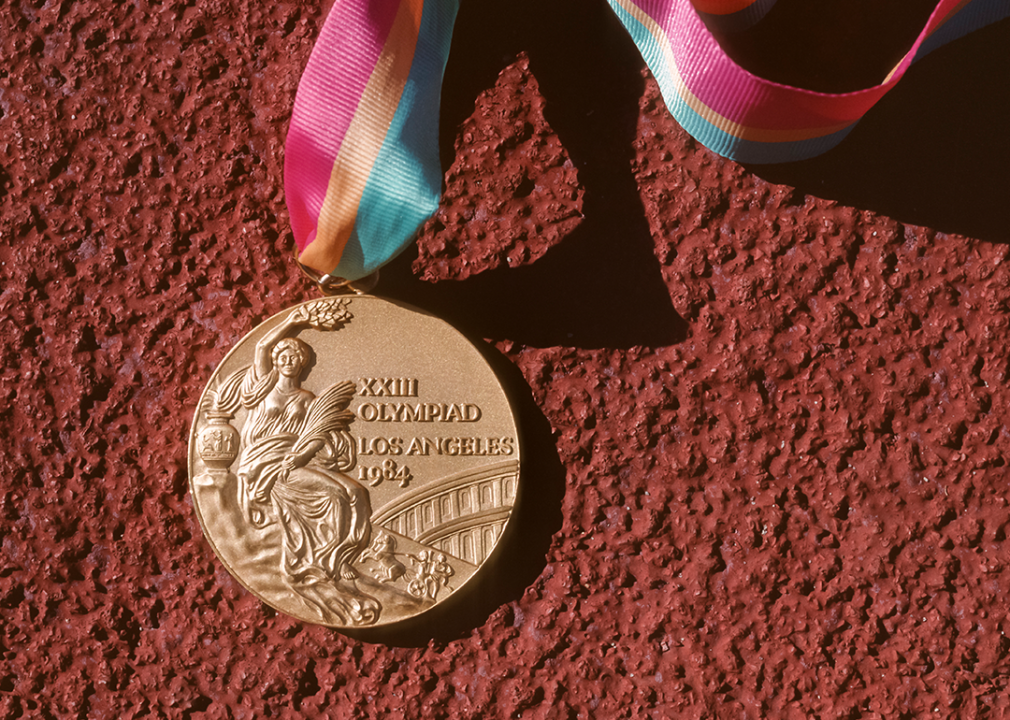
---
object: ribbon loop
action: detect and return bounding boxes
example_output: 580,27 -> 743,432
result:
286,0 -> 1009,280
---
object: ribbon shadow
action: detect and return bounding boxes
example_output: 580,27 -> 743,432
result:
380,0 -> 687,350
743,15 -> 1010,243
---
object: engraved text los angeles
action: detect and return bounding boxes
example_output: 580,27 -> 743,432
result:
189,296 -> 520,628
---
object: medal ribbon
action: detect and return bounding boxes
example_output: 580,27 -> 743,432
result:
285,0 -> 1010,281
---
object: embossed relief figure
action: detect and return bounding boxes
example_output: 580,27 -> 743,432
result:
235,305 -> 379,626
191,295 -> 520,627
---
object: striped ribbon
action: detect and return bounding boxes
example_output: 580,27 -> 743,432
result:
285,0 -> 1010,281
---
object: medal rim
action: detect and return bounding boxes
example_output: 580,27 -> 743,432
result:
187,294 -> 523,630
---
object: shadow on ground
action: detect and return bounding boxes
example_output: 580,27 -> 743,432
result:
343,341 -> 566,646
380,0 -> 688,351
349,3 -> 1010,644
740,17 -> 1010,244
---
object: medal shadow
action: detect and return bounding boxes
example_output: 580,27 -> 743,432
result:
379,0 -> 687,350
738,14 -> 1010,245
342,340 -> 566,646
351,1 -> 660,641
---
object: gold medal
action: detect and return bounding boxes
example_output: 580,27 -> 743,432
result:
189,295 -> 520,628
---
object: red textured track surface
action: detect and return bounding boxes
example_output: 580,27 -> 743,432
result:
2,1 -> 1010,718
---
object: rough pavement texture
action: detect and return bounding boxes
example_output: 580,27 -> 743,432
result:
2,0 -> 1010,718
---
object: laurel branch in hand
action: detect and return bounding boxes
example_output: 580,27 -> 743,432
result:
290,298 -> 353,331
